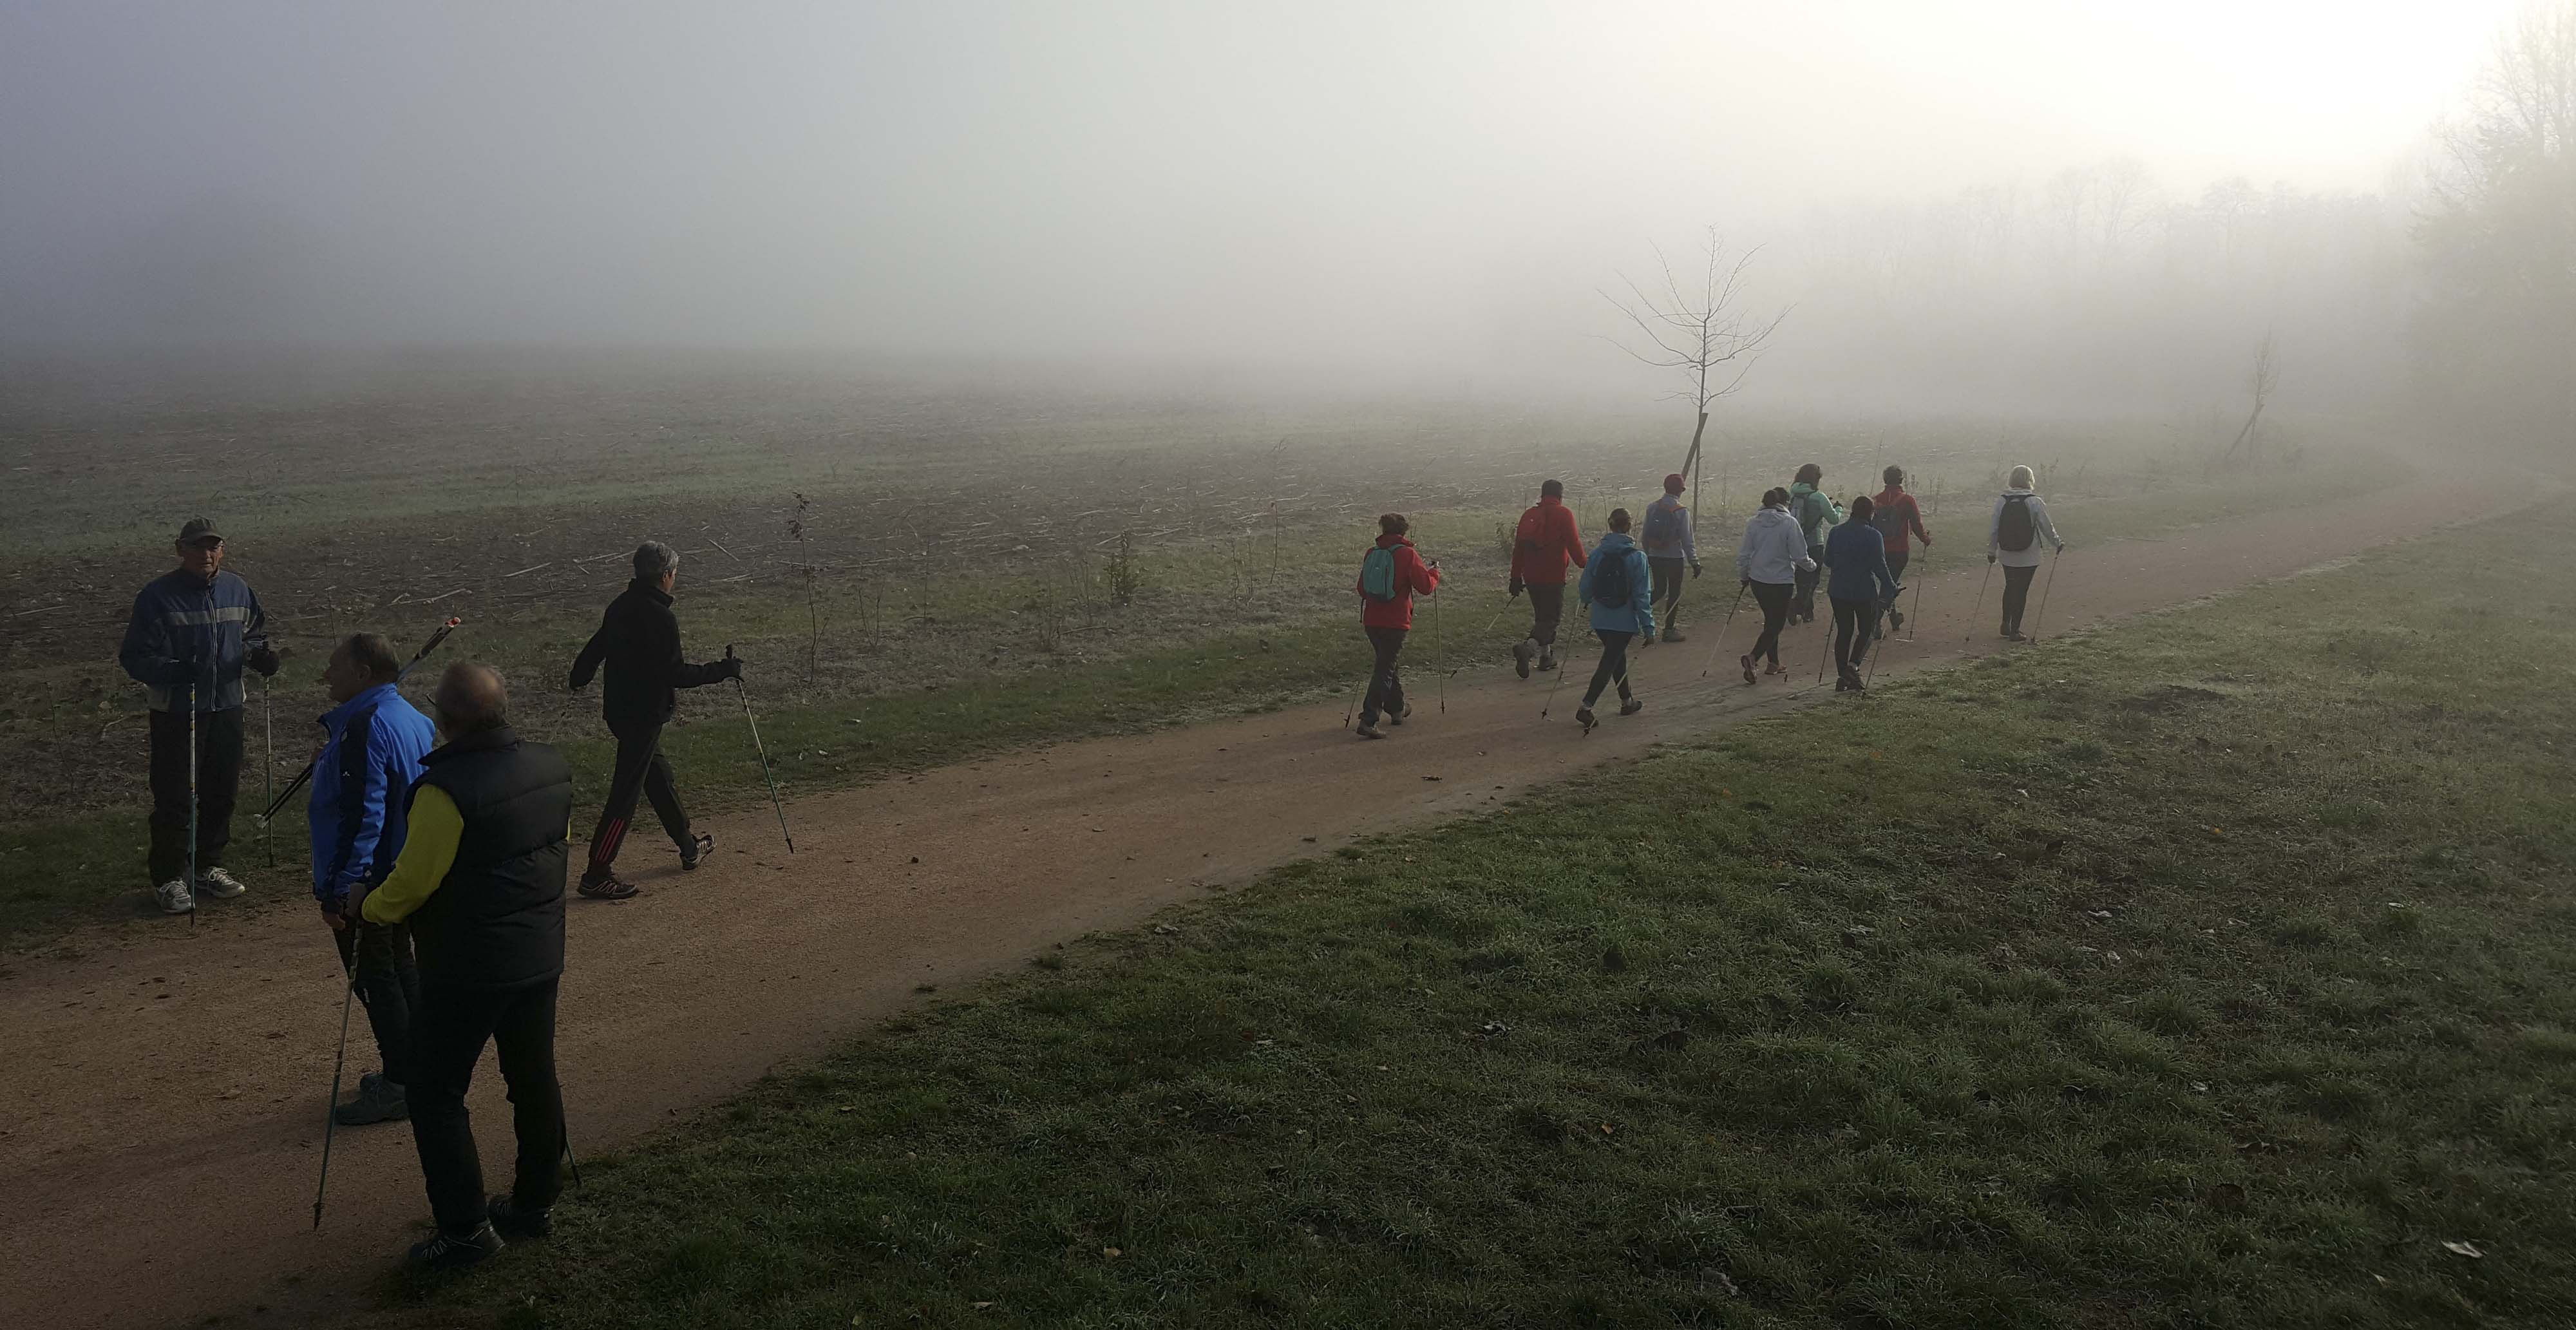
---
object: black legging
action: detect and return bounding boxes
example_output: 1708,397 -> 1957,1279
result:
2001,564 -> 2038,634
1832,596 -> 1882,678
1359,625 -> 1407,723
1581,629 -> 1635,707
1747,581 -> 1793,665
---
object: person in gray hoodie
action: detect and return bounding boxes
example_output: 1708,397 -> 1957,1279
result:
1639,473 -> 1700,643
1734,488 -> 1817,685
1986,464 -> 2065,640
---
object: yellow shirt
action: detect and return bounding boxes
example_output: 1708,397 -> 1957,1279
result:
360,784 -> 463,926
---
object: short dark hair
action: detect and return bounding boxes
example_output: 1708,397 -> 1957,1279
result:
1794,462 -> 1823,485
1540,479 -> 1564,499
433,661 -> 510,734
1884,465 -> 1904,486
1763,486 -> 1790,508
1848,495 -> 1875,524
1378,513 -> 1408,536
339,632 -> 401,683
1607,507 -> 1631,532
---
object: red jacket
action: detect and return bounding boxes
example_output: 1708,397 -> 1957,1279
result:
1871,487 -> 1931,555
1356,534 -> 1441,629
1510,497 -> 1587,585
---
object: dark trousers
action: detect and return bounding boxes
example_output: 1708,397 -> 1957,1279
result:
2001,563 -> 2039,633
408,978 -> 564,1237
147,706 -> 243,885
1747,581 -> 1793,666
1359,625 -> 1407,724
1792,545 -> 1826,618
583,720 -> 693,880
336,922 -> 422,1087
1832,596 -> 1882,678
1582,629 -> 1636,707
1648,557 -> 1687,629
1524,582 -> 1566,651
1883,552 -> 1911,614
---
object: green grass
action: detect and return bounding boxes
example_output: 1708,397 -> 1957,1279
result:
406,518 -> 2575,1327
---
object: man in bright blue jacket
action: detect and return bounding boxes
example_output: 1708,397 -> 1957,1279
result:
118,517 -> 278,915
1573,509 -> 1657,733
309,632 -> 439,1125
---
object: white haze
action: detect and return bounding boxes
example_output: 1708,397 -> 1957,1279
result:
0,1 -> 2532,415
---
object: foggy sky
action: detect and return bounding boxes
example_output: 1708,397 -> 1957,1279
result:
0,1 -> 2532,403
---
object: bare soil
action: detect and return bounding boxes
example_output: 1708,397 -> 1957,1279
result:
0,476 -> 2502,1330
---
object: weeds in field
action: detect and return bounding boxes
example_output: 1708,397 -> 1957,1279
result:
1106,531 -> 1139,607
789,492 -> 819,687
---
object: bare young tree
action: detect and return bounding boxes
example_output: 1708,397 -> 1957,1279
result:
1600,227 -> 1790,500
2222,332 -> 2279,462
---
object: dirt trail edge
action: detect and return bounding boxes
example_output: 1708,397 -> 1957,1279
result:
0,477 -> 2505,1329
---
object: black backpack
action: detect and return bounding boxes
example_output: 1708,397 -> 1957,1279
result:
1642,500 -> 1682,548
1590,546 -> 1638,607
1997,495 -> 2036,553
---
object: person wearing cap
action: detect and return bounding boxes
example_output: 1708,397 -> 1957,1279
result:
1638,473 -> 1701,643
1508,479 -> 1587,678
118,517 -> 279,915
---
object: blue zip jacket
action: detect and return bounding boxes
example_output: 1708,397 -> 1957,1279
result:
118,569 -> 270,712
307,681 -> 437,904
1824,521 -> 1902,603
1578,532 -> 1658,636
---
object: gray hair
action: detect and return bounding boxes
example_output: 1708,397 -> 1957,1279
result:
2008,464 -> 2035,489
433,661 -> 509,734
633,540 -> 680,582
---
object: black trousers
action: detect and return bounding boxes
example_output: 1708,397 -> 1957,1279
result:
1524,582 -> 1565,651
1832,596 -> 1882,678
1883,551 -> 1911,618
1747,581 -> 1793,666
1359,625 -> 1408,723
147,706 -> 243,885
1582,629 -> 1636,707
1792,544 -> 1826,618
1648,556 -> 1687,629
407,977 -> 564,1237
2001,563 -> 2039,633
583,719 -> 693,879
336,922 -> 422,1087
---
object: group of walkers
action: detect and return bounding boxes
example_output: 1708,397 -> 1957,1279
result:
1352,461 -> 2067,728
117,524 -> 745,1269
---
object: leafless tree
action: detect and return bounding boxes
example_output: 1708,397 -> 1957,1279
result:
1600,227 -> 1789,502
2222,333 -> 2278,462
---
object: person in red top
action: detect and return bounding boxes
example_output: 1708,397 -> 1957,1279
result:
1869,466 -> 1933,634
1507,479 -> 1586,678
1353,513 -> 1441,739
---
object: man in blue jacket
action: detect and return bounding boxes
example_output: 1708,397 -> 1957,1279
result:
118,517 -> 279,915
310,633 -> 439,1125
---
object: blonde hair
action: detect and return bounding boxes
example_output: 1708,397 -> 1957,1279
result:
2008,464 -> 2035,489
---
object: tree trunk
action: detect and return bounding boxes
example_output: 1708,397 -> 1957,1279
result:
1678,410 -> 1709,485
2221,400 -> 2266,461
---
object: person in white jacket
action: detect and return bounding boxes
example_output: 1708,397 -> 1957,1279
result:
1987,465 -> 2065,640
1734,488 -> 1819,683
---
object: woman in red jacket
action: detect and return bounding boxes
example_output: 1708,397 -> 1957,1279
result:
1354,513 -> 1441,739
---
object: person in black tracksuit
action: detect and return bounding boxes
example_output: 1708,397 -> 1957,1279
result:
567,541 -> 739,899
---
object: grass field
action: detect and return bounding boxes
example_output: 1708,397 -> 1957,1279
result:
394,516 -> 2575,1328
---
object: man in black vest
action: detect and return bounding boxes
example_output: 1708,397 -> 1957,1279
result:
567,540 -> 739,899
350,661 -> 575,1270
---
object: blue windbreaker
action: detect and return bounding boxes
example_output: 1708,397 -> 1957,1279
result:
1823,521 -> 1902,603
118,569 -> 270,712
1579,532 -> 1658,636
307,682 -> 437,904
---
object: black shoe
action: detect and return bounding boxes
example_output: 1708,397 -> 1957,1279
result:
578,873 -> 639,900
1574,707 -> 1598,734
488,1193 -> 553,1241
681,831 -> 714,871
334,1074 -> 408,1126
1355,720 -> 1385,739
1619,698 -> 1643,716
1537,652 -> 1558,672
1740,653 -> 1757,686
1888,609 -> 1906,633
408,1222 -> 503,1271
1387,704 -> 1410,727
1512,639 -> 1535,679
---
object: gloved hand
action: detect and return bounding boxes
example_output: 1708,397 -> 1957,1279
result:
1508,576 -> 1525,599
1739,577 -> 1751,589
1988,552 -> 1998,564
2055,542 -> 2068,553
1642,629 -> 1657,647
719,656 -> 744,681
248,646 -> 280,678
1689,562 -> 1702,578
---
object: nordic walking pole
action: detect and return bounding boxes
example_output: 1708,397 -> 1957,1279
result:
1696,582 -> 1750,679
726,645 -> 793,853
2030,546 -> 2064,641
185,669 -> 200,927
261,672 -> 274,868
1965,561 -> 1994,643
1432,564 -> 1446,715
1906,574 -> 1926,641
1539,641 -> 1580,719
262,618 -> 462,825
311,961 -> 359,1229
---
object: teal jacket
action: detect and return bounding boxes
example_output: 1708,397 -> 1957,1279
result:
1578,533 -> 1657,637
1790,482 -> 1842,547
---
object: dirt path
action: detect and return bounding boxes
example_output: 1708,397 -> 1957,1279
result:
0,476 -> 2505,1330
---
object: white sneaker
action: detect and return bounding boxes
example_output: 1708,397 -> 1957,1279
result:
156,879 -> 196,915
195,867 -> 247,899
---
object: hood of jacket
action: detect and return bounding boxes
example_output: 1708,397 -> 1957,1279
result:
1374,533 -> 1415,551
1748,506 -> 1799,533
1595,531 -> 1638,554
2000,487 -> 2035,497
1790,482 -> 1821,500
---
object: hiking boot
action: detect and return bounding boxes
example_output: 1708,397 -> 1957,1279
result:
407,1222 -> 503,1271
1662,628 -> 1687,643
334,1074 -> 408,1126
155,878 -> 195,915
1511,639 -> 1535,679
680,831 -> 714,871
487,1193 -> 553,1241
1574,707 -> 1598,734
578,873 -> 640,901
2002,629 -> 2027,642
1619,698 -> 1644,717
1740,653 -> 1757,686
194,866 -> 247,899
1387,704 -> 1411,727
1355,720 -> 1385,740
1537,651 -> 1558,672
1887,609 -> 1906,633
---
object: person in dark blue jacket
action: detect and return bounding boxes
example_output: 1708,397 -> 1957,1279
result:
310,633 -> 440,1125
1573,509 -> 1657,733
1823,495 -> 1904,692
118,517 -> 278,915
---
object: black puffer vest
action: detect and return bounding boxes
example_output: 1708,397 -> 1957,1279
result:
406,727 -> 574,989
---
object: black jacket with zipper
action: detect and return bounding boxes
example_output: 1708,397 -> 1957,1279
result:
568,579 -> 730,729
406,726 -> 574,991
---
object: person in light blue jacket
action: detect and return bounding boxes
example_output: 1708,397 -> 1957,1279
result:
1572,509 -> 1656,732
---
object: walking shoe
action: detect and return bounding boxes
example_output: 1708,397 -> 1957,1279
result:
1619,698 -> 1644,717
2002,630 -> 2027,642
194,866 -> 247,899
487,1193 -> 553,1241
1740,653 -> 1757,686
1763,660 -> 1785,676
1387,704 -> 1411,727
1662,628 -> 1687,643
334,1074 -> 408,1126
1537,651 -> 1558,672
1511,638 -> 1535,679
1574,707 -> 1598,734
1887,609 -> 1905,633
680,831 -> 714,871
406,1222 -> 503,1271
155,878 -> 195,915
577,873 -> 640,900
1355,721 -> 1385,740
